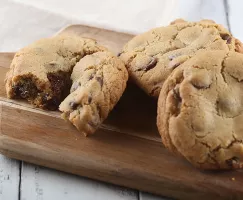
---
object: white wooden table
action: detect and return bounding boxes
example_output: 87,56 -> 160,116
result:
0,0 -> 242,199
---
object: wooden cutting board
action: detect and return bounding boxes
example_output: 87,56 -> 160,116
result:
0,25 -> 243,200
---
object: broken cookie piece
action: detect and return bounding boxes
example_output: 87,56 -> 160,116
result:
59,51 -> 128,136
5,35 -> 106,110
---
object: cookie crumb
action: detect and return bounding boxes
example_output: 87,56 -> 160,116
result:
232,177 -> 235,181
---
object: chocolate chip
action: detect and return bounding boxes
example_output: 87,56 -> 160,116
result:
47,72 -> 72,106
220,33 -> 232,44
42,96 -> 60,110
173,88 -> 181,102
170,62 -> 180,69
96,105 -> 101,117
192,84 -> 208,89
146,57 -> 157,71
149,86 -> 160,96
168,53 -> 183,61
47,73 -> 66,96
172,87 -> 182,116
88,73 -> 95,81
96,77 -> 103,87
48,98 -> 59,110
13,78 -> 38,99
42,93 -> 50,102
168,55 -> 175,61
117,52 -> 122,57
69,101 -> 78,109
226,157 -> 239,167
48,61 -> 58,66
88,96 -> 92,104
227,37 -> 232,44
21,90 -> 30,98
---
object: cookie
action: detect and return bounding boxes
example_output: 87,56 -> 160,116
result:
119,19 -> 243,98
59,51 -> 128,136
157,50 -> 243,169
5,35 -> 106,110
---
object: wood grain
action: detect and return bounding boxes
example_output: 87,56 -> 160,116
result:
0,25 -> 243,200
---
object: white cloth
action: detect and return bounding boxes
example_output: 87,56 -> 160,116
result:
0,0 -> 178,51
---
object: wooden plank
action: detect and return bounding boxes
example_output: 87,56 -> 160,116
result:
0,155 -> 20,200
1,103 -> 243,200
1,25 -> 243,200
21,162 -> 138,200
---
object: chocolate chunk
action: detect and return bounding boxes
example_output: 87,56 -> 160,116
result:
220,33 -> 232,44
42,93 -> 50,102
145,57 -> 158,71
48,61 -> 58,66
172,87 -> 182,116
170,62 -> 180,69
226,156 -> 240,167
47,73 -> 65,96
88,73 -> 95,81
46,72 -> 72,110
13,77 -> 38,99
226,37 -> 232,44
47,71 -> 71,98
149,86 -> 160,96
41,94 -> 60,110
96,105 -> 101,117
13,85 -> 26,97
96,77 -> 103,87
168,55 -> 175,61
44,97 -> 60,110
192,83 -> 208,89
137,57 -> 158,72
117,52 -> 122,57
173,88 -> 181,102
69,101 -> 78,109
168,53 -> 183,61
88,96 -> 92,104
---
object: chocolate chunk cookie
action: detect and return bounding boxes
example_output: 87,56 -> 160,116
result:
59,51 -> 128,136
119,19 -> 243,97
157,50 -> 243,169
5,35 -> 106,110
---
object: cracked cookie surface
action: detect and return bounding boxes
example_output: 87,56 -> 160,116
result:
119,19 -> 243,98
5,35 -> 106,110
157,50 -> 243,170
59,51 -> 128,136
